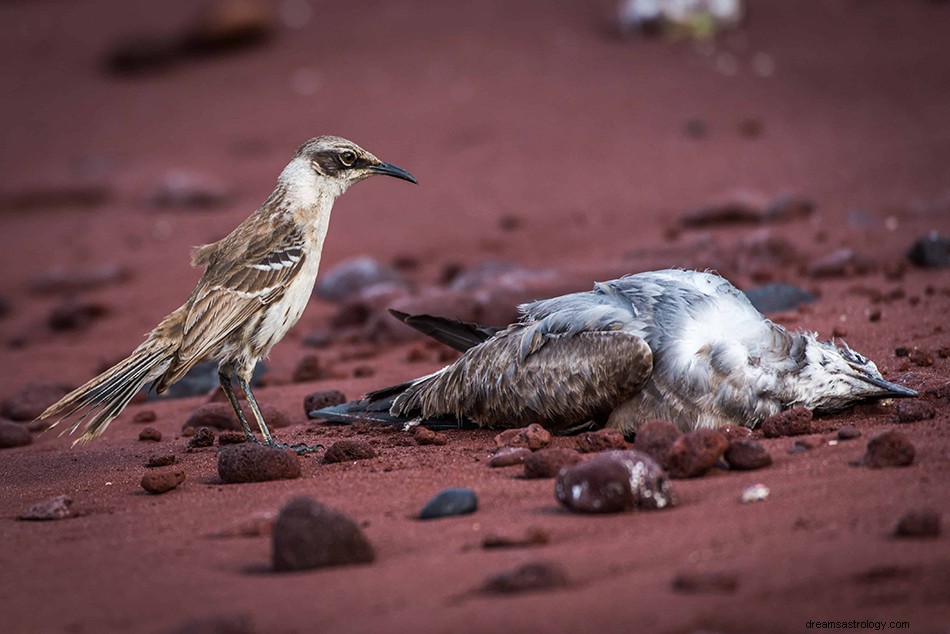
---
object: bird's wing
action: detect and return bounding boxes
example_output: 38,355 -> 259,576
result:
387,309 -> 501,352
157,224 -> 308,389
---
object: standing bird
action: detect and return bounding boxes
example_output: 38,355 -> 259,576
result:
38,136 -> 416,451
314,269 -> 916,433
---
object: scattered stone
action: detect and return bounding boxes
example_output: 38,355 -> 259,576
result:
763,195 -> 814,222
0,420 -> 32,448
734,230 -> 801,280
291,354 -> 335,382
907,232 -> 950,268
141,467 -> 186,494
863,430 -> 916,468
740,483 -> 770,504
494,423 -> 552,451
218,443 -> 301,483
789,436 -> 823,453
908,348 -> 935,367
47,298 -> 109,331
575,428 -> 628,453
159,360 -> 263,400
523,447 -> 582,479
666,429 -> 729,478
761,407 -> 813,438
482,561 -> 570,594
632,419 -> 681,468
29,263 -> 130,294
138,427 -> 162,442
744,283 -> 816,313
146,453 -> 176,468
188,426 -> 215,448
837,426 -> 861,440
148,170 -> 230,209
894,509 -> 941,538
218,430 -> 247,445
183,0 -> 277,56
132,410 -> 157,424
18,495 -> 74,521
895,400 -> 936,423
489,446 -> 531,468
482,526 -> 550,549
272,496 -> 374,572
413,426 -> 447,445
1,381 -> 73,421
724,438 -> 772,470
718,424 -> 753,440
315,256 -> 408,301
419,487 -> 478,520
161,613 -> 254,634
183,402 -> 289,432
680,198 -> 763,228
305,389 -> 347,417
806,248 -> 875,278
672,571 -> 739,594
555,450 -> 673,513
323,439 -> 376,464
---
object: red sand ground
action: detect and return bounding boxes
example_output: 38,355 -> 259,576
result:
1,1 -> 949,632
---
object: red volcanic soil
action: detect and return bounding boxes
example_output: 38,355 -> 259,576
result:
2,1 -> 950,633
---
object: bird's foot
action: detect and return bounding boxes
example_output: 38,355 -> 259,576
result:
269,440 -> 324,455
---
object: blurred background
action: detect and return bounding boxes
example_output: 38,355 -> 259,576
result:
1,0 -> 949,384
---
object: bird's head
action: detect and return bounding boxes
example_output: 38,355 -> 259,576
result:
794,335 -> 917,413
281,135 -> 417,197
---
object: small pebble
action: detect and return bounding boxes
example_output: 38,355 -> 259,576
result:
218,430 -> 247,445
188,426 -> 215,448
894,509 -> 941,538
494,423 -> 552,451
132,410 -> 157,424
672,571 -> 739,594
489,446 -> 531,468
482,526 -> 550,549
291,354 -> 334,382
724,438 -> 772,470
482,561 -> 570,594
863,430 -> 916,468
761,407 -> 813,438
141,467 -> 186,494
146,454 -> 176,468
272,496 -> 375,572
323,439 -> 376,464
419,487 -> 478,520
907,231 -> 950,268
555,450 -> 673,513
523,447 -> 582,479
184,402 -> 290,432
218,443 -> 301,483
666,429 -> 729,478
632,419 -> 681,468
413,426 -> 447,446
304,389 -> 347,417
138,427 -> 162,442
18,495 -> 74,521
575,428 -> 628,453
1,381 -> 72,421
0,420 -> 32,448
740,483 -> 770,504
895,400 -> 936,423
837,426 -> 861,440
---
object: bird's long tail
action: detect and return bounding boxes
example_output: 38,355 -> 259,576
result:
37,337 -> 177,445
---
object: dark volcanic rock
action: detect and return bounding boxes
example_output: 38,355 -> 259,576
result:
141,467 -> 186,494
718,424 -> 753,440
895,400 -> 936,423
315,256 -> 408,301
837,426 -> 862,440
907,232 -> 950,268
482,561 -> 570,594
132,410 -> 157,424
723,438 -> 772,470
575,429 -> 628,453
744,283 -> 816,313
666,429 -> 729,478
482,527 -> 550,549
304,389 -> 347,417
0,421 -> 32,448
494,423 -> 552,451
218,430 -> 247,445
146,453 -> 176,468
148,170 -> 231,209
1,381 -> 72,421
894,509 -> 941,538
523,447 -> 582,479
672,570 -> 739,594
218,443 -> 301,483
272,496 -> 375,572
323,439 -> 376,464
863,430 -> 916,468
418,487 -> 478,520
183,0 -> 277,56
633,419 -> 681,468
183,402 -> 289,432
762,407 -> 813,438
806,247 -> 876,278
18,495 -> 74,521
138,427 -> 162,442
47,298 -> 109,331
555,450 -> 673,513
489,446 -> 531,468
188,426 -> 216,448
413,426 -> 447,446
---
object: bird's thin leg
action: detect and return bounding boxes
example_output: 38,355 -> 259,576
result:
236,375 -> 323,455
218,370 -> 257,443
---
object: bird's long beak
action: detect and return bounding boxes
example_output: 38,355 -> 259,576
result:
370,162 -> 417,184
860,375 -> 918,398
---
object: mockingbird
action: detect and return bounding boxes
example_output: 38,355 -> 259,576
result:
314,269 -> 916,433
38,136 -> 416,451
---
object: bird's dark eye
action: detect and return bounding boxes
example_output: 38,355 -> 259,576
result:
339,150 -> 357,167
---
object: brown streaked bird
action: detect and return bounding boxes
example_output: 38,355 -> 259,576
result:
38,136 -> 416,451
314,269 -> 917,434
